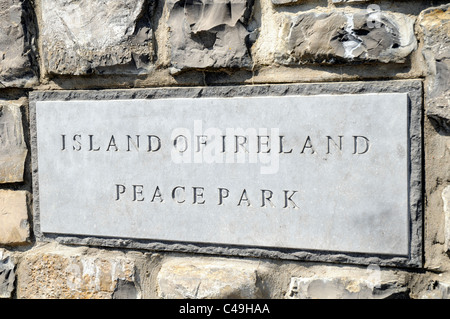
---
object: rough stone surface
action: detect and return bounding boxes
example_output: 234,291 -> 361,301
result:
0,190 -> 29,245
0,249 -> 15,298
275,9 -> 416,65
286,276 -> 409,299
157,257 -> 264,298
444,186 -> 450,252
419,5 -> 450,131
419,281 -> 450,299
0,0 -> 38,87
16,244 -> 138,299
0,102 -> 27,183
40,0 -> 155,75
167,0 -> 255,73
332,0 -> 370,2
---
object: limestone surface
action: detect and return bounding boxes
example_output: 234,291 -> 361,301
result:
275,9 -> 416,65
0,102 -> 27,183
40,0 -> 155,75
0,190 -> 29,246
286,276 -> 409,299
167,0 -> 255,73
0,249 -> 15,298
419,4 -> 450,131
157,257 -> 264,298
443,186 -> 450,252
0,0 -> 37,87
16,244 -> 138,299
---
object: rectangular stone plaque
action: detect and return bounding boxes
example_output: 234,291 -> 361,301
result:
30,82 -> 423,267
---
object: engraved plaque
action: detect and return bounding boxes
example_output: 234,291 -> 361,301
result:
31,82 -> 423,266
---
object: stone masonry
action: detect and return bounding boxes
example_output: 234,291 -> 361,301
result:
0,0 -> 449,300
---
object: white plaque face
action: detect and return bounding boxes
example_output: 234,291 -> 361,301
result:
34,92 -> 412,257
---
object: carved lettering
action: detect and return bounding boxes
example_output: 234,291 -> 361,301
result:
151,186 -> 164,203
238,189 -> 251,207
173,135 -> 188,153
279,136 -> 293,154
133,185 -> 144,201
147,135 -> 161,152
127,135 -> 140,152
353,136 -> 370,154
172,186 -> 186,203
89,134 -> 100,151
57,134 -> 372,156
196,135 -> 208,152
106,135 -> 118,152
284,190 -> 299,209
73,134 -> 81,151
61,134 -> 66,150
261,189 -> 275,208
257,135 -> 270,153
115,184 -> 126,200
218,188 -> 229,205
327,136 -> 343,154
193,187 -> 205,204
235,135 -> 248,153
300,136 -> 315,154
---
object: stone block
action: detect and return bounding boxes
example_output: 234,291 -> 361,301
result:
0,249 -> 15,298
419,5 -> 450,131
286,275 -> 409,299
157,257 -> 263,298
419,281 -> 450,299
0,102 -> 27,183
16,244 -> 139,299
40,0 -> 155,75
444,186 -> 450,252
0,0 -> 38,87
332,0 -> 370,3
0,190 -> 29,245
167,0 -> 255,73
275,9 -> 416,65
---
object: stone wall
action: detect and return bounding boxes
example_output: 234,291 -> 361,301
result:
0,0 -> 449,299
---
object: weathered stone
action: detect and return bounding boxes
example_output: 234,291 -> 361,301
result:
273,0 -> 370,4
112,279 -> 139,299
16,244 -> 139,299
0,249 -> 15,298
0,102 -> 27,183
0,0 -> 38,87
419,281 -> 450,299
419,5 -> 450,131
275,9 -> 416,65
167,0 -> 255,73
286,275 -> 409,299
40,0 -> 155,75
443,186 -> 450,252
157,257 -> 264,298
331,0 -> 370,3
0,190 -> 29,245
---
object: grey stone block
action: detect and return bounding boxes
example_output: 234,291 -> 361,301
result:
275,9 -> 416,65
419,5 -> 450,131
0,0 -> 38,87
40,0 -> 155,75
444,186 -> 450,253
167,0 -> 255,73
0,102 -> 27,183
0,250 -> 15,298
286,276 -> 409,299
